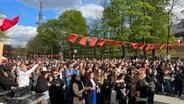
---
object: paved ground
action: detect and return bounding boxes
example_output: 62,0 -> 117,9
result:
155,94 -> 184,104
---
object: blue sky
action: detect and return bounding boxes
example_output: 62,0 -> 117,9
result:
0,0 -> 107,27
0,0 -> 105,47
0,0 -> 71,27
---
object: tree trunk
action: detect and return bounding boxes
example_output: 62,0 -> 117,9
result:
167,12 -> 170,55
143,34 -> 146,58
122,45 -> 125,58
94,47 -> 97,59
152,49 -> 155,59
100,47 -> 103,58
71,44 -> 74,59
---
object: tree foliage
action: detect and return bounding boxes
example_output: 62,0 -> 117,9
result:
58,9 -> 89,34
27,0 -> 178,58
27,10 -> 89,55
101,0 -> 177,57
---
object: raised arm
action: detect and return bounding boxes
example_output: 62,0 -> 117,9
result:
27,64 -> 39,74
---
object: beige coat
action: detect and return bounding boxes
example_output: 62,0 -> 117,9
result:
72,83 -> 85,104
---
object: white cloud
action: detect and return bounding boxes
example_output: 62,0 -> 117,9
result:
78,4 -> 104,19
166,0 -> 184,23
173,8 -> 184,21
0,13 -> 6,25
21,0 -> 105,20
4,25 -> 37,47
0,14 -> 36,47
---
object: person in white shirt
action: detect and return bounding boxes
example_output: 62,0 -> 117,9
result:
16,61 -> 40,88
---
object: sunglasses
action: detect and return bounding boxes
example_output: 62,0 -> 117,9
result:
52,72 -> 58,75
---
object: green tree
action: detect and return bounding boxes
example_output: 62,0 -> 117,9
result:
37,19 -> 61,55
58,9 -> 88,34
28,10 -> 88,58
102,0 -> 176,58
27,36 -> 44,54
58,10 -> 89,58
103,0 -> 155,57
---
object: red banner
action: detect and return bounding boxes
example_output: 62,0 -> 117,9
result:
137,44 -> 145,50
160,44 -> 167,49
97,39 -> 106,46
105,40 -> 113,45
79,36 -> 88,45
68,33 -> 78,43
90,37 -> 98,46
67,34 -> 181,50
131,43 -> 139,49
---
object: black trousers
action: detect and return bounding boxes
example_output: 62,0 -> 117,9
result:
137,101 -> 147,104
174,80 -> 183,96
148,91 -> 154,104
128,96 -> 136,104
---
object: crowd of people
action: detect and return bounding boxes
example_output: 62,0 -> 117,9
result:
0,56 -> 183,104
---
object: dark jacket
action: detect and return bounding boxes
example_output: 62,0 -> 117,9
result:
125,75 -> 136,96
146,74 -> 156,92
85,79 -> 94,104
0,73 -> 17,92
136,79 -> 148,98
174,70 -> 184,82
49,77 -> 65,104
35,75 -> 49,93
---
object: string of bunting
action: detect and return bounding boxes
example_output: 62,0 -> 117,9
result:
3,51 -> 62,58
29,54 -> 63,58
68,33 -> 183,50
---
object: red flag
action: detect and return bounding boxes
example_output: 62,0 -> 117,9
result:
180,41 -> 184,44
113,41 -> 122,46
97,39 -> 106,46
145,44 -> 150,50
145,44 -> 156,50
90,37 -> 98,46
68,33 -> 78,43
150,44 -> 156,50
79,36 -> 88,45
168,44 -> 177,48
0,16 -> 19,31
105,40 -> 113,45
11,16 -> 19,25
160,44 -> 167,49
155,44 -> 160,49
171,44 -> 179,47
114,41 -> 126,46
131,43 -> 139,49
122,42 -> 126,46
137,44 -> 145,50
